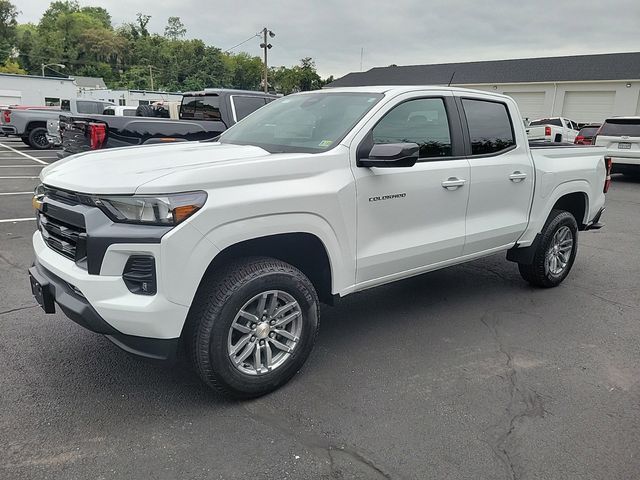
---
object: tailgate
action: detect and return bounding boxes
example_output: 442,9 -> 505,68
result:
526,125 -> 548,139
60,115 -> 103,155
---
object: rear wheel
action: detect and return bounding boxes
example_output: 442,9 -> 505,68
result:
518,209 -> 578,288
185,257 -> 320,398
27,127 -> 50,150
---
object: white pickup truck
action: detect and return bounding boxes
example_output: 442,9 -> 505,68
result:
29,87 -> 609,398
527,117 -> 580,143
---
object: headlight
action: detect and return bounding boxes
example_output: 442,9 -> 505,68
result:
93,191 -> 207,226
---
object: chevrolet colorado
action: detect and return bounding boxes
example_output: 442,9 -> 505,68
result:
29,86 -> 609,398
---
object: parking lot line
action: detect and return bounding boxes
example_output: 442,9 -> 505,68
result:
0,176 -> 39,179
0,165 -> 44,168
0,217 -> 35,223
0,142 -> 48,165
0,192 -> 33,196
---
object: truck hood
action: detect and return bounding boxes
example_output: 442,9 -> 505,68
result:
40,142 -> 270,194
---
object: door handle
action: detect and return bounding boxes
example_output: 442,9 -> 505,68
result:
509,171 -> 527,182
441,177 -> 467,190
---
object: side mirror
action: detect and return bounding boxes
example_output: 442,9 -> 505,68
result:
357,142 -> 419,168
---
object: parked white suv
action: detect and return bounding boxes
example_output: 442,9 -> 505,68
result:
594,116 -> 640,176
527,117 -> 580,143
29,87 -> 608,397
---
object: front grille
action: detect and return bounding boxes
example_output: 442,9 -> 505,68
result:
38,213 -> 85,261
43,186 -> 82,206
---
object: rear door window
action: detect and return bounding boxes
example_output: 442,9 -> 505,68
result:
600,119 -> 640,137
180,95 -> 221,121
232,96 -> 267,121
462,98 -> 516,155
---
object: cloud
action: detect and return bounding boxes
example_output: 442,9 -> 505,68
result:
17,0 -> 640,78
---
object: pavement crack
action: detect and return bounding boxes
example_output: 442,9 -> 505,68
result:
242,404 -> 396,479
0,252 -> 24,271
0,305 -> 38,316
480,312 -> 547,480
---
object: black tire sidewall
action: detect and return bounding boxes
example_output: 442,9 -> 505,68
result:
196,262 -> 319,397
28,127 -> 50,150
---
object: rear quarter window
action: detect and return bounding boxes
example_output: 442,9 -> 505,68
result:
232,96 -> 268,121
462,98 -> 516,155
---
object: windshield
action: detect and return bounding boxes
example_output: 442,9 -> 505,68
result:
219,92 -> 384,153
529,118 -> 562,127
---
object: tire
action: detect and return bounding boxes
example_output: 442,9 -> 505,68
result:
554,133 -> 562,143
27,127 -> 50,150
518,209 -> 578,288
185,257 -> 320,398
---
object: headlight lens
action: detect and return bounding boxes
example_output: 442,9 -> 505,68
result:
93,191 -> 207,225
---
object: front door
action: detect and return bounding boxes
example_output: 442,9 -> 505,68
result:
352,93 -> 471,287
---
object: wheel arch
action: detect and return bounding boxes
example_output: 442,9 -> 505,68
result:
551,191 -> 588,229
26,120 -> 47,132
202,232 -> 335,304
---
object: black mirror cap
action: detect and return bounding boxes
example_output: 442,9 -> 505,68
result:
357,142 -> 419,168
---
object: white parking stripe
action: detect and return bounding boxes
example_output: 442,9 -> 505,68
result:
0,192 -> 33,195
0,217 -> 35,223
0,142 -> 48,165
0,176 -> 39,179
0,165 -> 44,168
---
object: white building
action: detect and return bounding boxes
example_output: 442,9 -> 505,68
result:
328,52 -> 640,124
0,73 -> 182,107
0,73 -> 77,106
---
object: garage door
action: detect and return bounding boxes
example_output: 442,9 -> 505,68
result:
504,92 -> 546,120
562,91 -> 615,123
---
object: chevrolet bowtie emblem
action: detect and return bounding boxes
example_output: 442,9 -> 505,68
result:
32,194 -> 44,212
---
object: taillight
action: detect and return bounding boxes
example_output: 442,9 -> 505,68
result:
2,110 -> 10,123
574,135 -> 584,144
545,126 -> 551,136
88,123 -> 106,150
603,156 -> 612,193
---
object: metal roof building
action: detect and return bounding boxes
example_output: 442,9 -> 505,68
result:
328,52 -> 640,123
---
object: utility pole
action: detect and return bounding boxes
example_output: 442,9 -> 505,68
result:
149,65 -> 154,91
260,27 -> 275,93
360,48 -> 364,72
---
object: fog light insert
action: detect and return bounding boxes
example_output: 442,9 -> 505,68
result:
123,255 -> 157,295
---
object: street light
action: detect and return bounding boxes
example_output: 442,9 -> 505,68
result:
260,28 -> 275,93
41,63 -> 65,77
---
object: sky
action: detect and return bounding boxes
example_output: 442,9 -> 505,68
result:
17,0 -> 640,79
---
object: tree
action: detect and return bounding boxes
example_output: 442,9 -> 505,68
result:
164,16 -> 186,40
0,0 -> 19,63
136,13 -> 151,37
0,59 -> 25,74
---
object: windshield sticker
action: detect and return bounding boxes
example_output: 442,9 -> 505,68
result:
319,140 -> 333,147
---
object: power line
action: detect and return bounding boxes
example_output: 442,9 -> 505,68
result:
224,32 -> 261,53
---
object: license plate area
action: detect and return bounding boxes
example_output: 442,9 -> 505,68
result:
29,268 -> 56,313
618,142 -> 632,149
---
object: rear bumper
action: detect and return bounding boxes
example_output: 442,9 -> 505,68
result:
1,126 -> 17,135
29,259 -> 179,361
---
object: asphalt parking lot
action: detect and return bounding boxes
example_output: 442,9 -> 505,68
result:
0,137 -> 638,480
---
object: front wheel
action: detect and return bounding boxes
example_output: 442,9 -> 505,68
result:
185,257 -> 320,398
518,209 -> 578,288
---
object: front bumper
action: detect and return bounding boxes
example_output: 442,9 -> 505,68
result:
29,259 -> 179,360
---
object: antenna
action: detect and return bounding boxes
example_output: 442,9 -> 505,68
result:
447,71 -> 456,87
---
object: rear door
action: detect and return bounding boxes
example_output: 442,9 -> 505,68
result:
458,95 -> 534,255
352,92 -> 470,286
